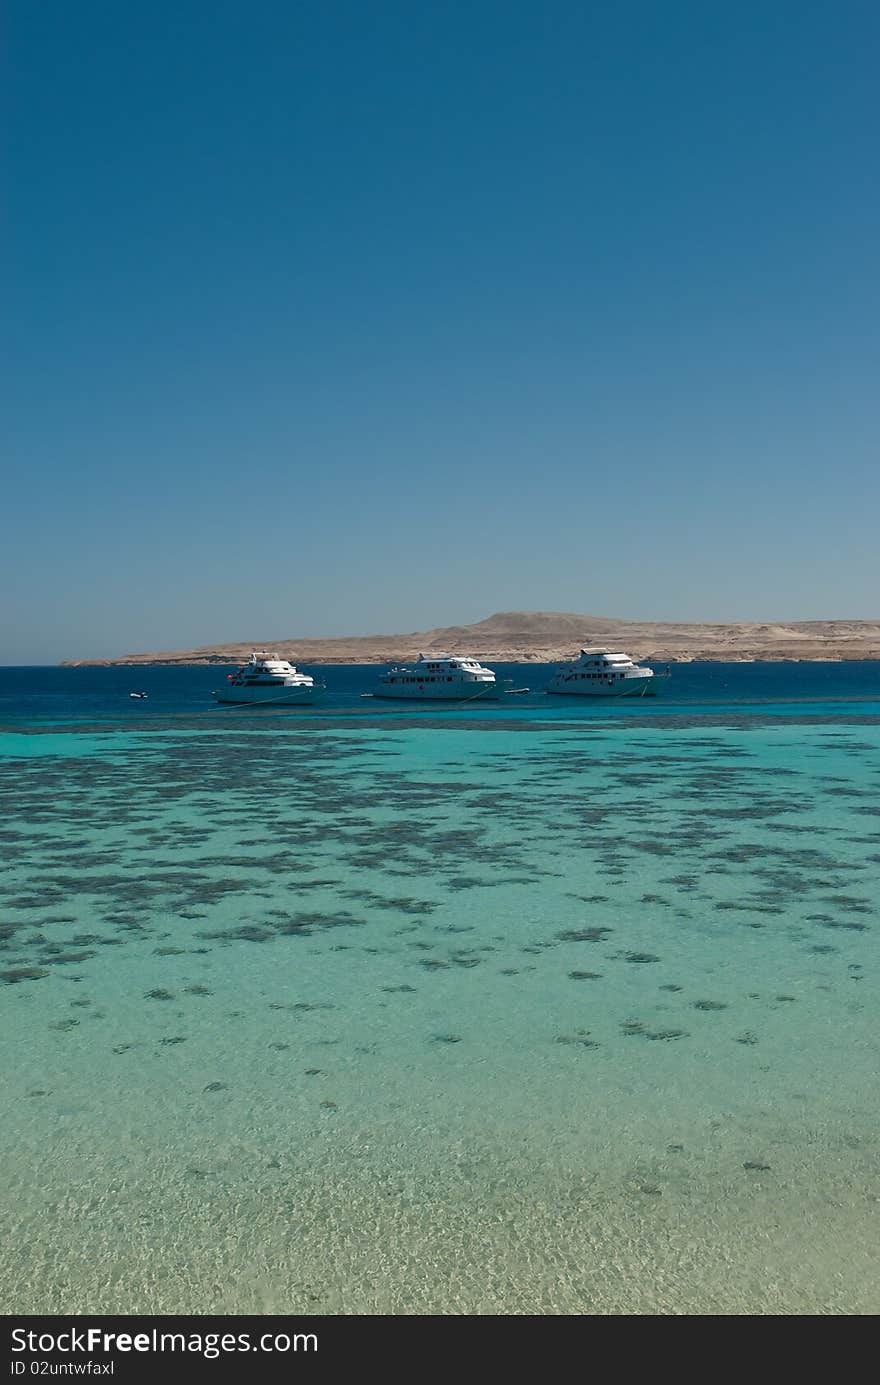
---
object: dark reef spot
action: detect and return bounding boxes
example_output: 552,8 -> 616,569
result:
816,918 -> 867,932
556,1031 -> 599,1049
556,927 -> 612,943
693,999 -> 727,1011
145,988 -> 175,1001
211,925 -> 275,943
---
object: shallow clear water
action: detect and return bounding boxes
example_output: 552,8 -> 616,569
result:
2,664 -> 879,1313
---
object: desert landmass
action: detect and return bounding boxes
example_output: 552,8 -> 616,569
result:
62,611 -> 880,666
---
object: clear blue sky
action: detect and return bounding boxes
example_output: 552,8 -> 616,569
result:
3,1 -> 878,662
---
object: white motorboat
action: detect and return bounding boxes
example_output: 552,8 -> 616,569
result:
546,649 -> 662,697
213,652 -> 324,706
371,653 -> 501,700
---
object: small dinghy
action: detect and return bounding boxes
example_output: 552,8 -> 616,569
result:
129,692 -> 148,699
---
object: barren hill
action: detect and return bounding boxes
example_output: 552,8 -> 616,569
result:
61,611 -> 880,666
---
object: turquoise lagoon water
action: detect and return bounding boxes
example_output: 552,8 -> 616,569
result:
1,664 -> 879,1314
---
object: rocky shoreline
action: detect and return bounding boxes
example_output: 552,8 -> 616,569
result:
61,611 -> 880,667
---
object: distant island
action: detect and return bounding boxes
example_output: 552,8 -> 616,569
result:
61,611 -> 880,666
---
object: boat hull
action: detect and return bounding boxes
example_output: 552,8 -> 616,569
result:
546,672 -> 658,698
213,684 -> 324,706
371,681 -> 501,701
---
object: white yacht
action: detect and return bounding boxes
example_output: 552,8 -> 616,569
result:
213,652 -> 324,706
546,649 -> 661,697
372,653 -> 500,700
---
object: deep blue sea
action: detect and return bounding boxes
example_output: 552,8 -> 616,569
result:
2,659 -> 880,723
2,662 -> 879,1313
